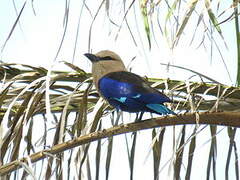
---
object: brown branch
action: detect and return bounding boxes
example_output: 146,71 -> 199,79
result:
1,111 -> 240,176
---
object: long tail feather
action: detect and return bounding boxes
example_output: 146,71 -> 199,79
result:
146,104 -> 176,115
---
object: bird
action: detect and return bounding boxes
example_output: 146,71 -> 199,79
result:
84,50 -> 175,115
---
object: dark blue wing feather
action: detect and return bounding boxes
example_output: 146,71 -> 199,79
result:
98,71 -> 173,115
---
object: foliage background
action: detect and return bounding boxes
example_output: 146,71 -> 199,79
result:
0,0 -> 240,179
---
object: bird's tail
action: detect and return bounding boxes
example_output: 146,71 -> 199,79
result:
146,103 -> 185,121
146,104 -> 176,115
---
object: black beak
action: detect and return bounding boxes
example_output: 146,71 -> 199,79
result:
84,53 -> 99,62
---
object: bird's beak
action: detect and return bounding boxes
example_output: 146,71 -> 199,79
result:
84,53 -> 99,62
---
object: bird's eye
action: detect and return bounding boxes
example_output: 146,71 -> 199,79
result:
99,56 -> 113,60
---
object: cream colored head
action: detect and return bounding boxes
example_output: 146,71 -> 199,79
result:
84,50 -> 127,89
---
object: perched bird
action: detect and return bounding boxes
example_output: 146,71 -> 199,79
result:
84,50 -> 175,115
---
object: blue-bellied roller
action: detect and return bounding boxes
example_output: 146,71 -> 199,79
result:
84,50 -> 175,115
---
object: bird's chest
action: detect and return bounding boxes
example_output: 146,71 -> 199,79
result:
98,77 -> 134,98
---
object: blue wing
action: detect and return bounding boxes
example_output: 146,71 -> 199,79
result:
98,71 -> 174,115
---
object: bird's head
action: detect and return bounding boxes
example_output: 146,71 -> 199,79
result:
84,50 -> 127,88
